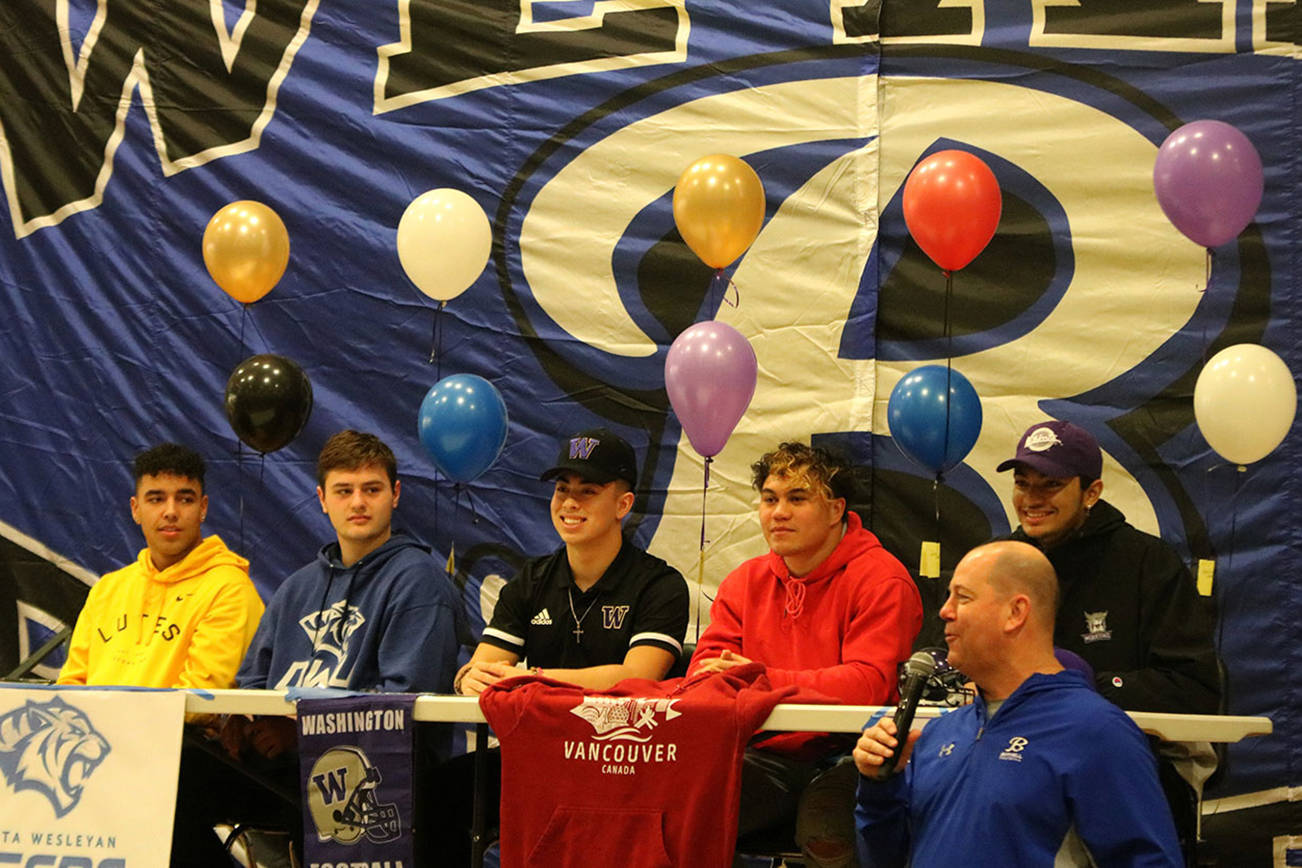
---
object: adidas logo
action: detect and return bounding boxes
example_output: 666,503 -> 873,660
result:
531,608 -> 553,626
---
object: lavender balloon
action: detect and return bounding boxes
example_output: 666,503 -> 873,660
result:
1153,120 -> 1263,248
665,322 -> 757,458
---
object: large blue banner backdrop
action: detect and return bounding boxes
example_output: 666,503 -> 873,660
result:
0,1 -> 1297,803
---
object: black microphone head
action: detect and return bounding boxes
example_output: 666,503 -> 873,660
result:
903,650 -> 938,679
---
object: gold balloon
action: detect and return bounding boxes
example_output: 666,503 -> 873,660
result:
202,200 -> 290,304
672,154 -> 766,269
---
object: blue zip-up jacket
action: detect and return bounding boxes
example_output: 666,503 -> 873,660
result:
238,532 -> 458,693
855,670 -> 1182,867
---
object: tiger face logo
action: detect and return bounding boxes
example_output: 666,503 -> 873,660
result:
299,601 -> 366,660
0,697 -> 110,816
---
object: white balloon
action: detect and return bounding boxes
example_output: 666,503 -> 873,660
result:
396,189 -> 492,302
1194,343 -> 1297,465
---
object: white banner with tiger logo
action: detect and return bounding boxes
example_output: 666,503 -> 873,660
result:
0,686 -> 186,868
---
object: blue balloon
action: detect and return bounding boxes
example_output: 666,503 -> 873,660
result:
417,374 -> 508,482
887,365 -> 983,474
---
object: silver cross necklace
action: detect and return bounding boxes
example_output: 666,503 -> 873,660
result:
567,587 -> 599,644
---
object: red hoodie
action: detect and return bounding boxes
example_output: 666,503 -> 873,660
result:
689,512 -> 922,756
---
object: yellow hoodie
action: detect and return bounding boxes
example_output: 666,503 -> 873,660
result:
58,535 -> 264,689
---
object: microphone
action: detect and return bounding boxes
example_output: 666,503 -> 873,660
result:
879,650 -> 939,776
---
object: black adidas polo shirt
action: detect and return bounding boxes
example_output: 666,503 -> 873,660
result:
481,540 -> 688,669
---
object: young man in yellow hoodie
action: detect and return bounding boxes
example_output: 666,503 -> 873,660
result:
55,444 -> 267,866
58,442 -> 263,689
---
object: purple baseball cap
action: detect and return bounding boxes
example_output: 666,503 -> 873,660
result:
996,420 -> 1102,479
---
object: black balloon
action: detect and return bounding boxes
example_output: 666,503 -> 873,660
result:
223,354 -> 313,454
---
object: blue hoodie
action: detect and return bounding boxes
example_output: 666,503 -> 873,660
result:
856,670 -> 1182,867
238,532 -> 458,693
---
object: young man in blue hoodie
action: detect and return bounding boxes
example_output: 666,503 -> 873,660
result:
854,541 -> 1182,867
226,429 -> 460,758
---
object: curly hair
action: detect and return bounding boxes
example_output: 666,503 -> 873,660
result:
133,443 -> 205,491
750,442 -> 856,504
317,430 -> 397,487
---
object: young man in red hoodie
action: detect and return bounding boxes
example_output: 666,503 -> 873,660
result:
689,442 -> 922,868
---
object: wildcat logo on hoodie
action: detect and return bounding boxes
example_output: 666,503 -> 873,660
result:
276,601 -> 367,689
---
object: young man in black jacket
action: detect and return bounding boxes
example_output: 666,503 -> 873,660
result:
995,420 -> 1219,713
996,419 -> 1220,860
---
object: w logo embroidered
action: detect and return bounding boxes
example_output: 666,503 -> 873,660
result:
602,605 -> 630,629
569,436 -> 599,459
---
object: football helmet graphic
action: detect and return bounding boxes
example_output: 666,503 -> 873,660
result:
307,745 -> 401,844
904,648 -> 976,708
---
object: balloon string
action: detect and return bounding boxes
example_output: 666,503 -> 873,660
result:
236,438 -> 246,554
448,483 -> 465,589
429,301 -> 445,374
1218,464 -> 1243,655
238,452 -> 266,559
456,480 -> 482,525
235,304 -> 249,555
943,270 -> 954,359
695,456 -> 712,643
711,272 -> 740,315
451,481 -> 463,528
1203,248 -> 1212,293
699,457 -> 711,550
722,278 -> 740,309
932,475 -> 942,527
942,270 -> 954,475
432,467 -> 440,546
695,548 -> 705,645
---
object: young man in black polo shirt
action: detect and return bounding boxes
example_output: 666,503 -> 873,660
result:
455,427 -> 689,694
441,428 -> 688,862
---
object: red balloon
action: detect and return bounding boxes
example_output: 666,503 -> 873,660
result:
902,150 -> 1002,272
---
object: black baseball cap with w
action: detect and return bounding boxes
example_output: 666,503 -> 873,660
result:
539,428 -> 638,488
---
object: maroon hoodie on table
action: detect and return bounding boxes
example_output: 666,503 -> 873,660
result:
481,664 -> 793,868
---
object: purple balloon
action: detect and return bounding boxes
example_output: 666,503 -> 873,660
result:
1153,120 -> 1263,248
665,322 -> 757,458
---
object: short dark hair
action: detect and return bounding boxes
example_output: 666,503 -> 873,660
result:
317,430 -> 397,487
133,443 -> 205,491
751,442 -> 856,505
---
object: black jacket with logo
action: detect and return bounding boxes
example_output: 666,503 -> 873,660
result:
1010,500 -> 1220,714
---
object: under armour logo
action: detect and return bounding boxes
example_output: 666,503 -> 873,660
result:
569,437 -> 599,459
938,742 -> 955,757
